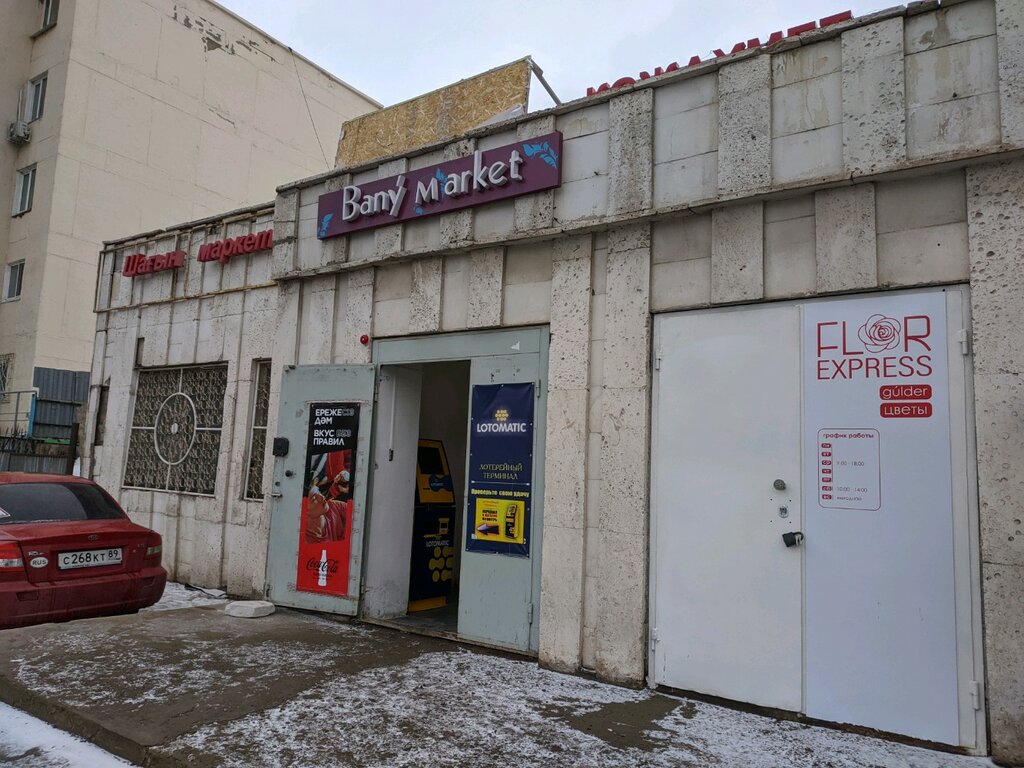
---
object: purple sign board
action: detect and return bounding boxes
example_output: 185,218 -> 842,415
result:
316,132 -> 562,239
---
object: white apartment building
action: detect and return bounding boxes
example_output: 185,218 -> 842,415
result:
0,0 -> 378,433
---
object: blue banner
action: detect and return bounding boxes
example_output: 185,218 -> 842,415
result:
466,382 -> 534,557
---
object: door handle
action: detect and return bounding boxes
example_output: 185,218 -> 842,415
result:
782,531 -> 804,548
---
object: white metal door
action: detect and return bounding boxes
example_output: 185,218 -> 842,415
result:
362,366 -> 422,619
802,289 -> 970,746
651,305 -> 804,711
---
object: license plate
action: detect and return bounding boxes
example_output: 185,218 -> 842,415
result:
58,548 -> 123,570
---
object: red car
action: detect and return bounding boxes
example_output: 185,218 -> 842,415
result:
0,473 -> 166,630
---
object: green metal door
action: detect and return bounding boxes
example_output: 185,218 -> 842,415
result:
265,364 -> 375,615
458,353 -> 543,653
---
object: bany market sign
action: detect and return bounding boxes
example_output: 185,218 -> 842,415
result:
316,132 -> 562,238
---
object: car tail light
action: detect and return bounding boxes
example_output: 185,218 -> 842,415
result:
144,534 -> 162,561
0,543 -> 26,580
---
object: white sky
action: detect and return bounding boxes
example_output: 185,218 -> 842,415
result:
218,0 -> 889,110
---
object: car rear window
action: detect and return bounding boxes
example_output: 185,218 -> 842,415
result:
0,482 -> 127,524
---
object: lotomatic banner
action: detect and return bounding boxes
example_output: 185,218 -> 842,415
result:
466,382 -> 534,558
295,402 -> 360,596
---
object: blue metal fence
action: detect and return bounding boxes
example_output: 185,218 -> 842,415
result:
0,389 -> 37,437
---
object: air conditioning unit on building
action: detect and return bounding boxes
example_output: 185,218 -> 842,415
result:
7,121 -> 31,144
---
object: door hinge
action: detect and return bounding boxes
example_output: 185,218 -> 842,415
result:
650,627 -> 659,651
536,380 -> 542,398
970,680 -> 981,710
654,348 -> 662,371
527,602 -> 535,626
958,329 -> 970,356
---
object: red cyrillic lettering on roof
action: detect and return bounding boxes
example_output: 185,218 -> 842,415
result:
584,10 -> 851,96
195,229 -> 274,266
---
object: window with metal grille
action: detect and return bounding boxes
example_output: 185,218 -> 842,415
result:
124,365 -> 228,495
244,360 -> 272,500
0,355 -> 12,393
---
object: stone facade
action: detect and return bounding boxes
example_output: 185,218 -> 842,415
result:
87,2 -> 1024,761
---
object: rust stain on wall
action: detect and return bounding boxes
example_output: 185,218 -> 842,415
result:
336,59 -> 531,168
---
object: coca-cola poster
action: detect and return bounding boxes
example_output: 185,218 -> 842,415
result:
295,402 -> 360,596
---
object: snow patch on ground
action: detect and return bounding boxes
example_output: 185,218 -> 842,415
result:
141,582 -> 229,612
168,650 -> 992,768
142,583 -> 373,635
0,702 -> 131,768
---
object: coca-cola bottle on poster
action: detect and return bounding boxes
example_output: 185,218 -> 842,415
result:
318,548 -> 328,587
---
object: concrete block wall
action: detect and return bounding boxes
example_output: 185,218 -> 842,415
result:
261,1 -> 1019,729
85,206 -> 279,596
966,158 -> 1024,765
84,2 -> 1024,758
539,234 -> 593,674
273,164 -> 978,691
649,171 -> 968,312
272,169 -> 975,685
273,1 -> 1017,293
653,74 -> 718,207
905,0 -> 1000,159
771,40 -> 843,183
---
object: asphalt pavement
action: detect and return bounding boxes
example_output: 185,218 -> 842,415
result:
0,591 -> 995,768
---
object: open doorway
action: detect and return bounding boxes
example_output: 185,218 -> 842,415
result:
265,326 -> 546,653
362,360 -> 470,638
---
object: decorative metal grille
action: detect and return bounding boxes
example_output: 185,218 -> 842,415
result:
124,365 -> 228,495
244,360 -> 272,500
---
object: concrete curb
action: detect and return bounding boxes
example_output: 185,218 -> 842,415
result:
0,673 -> 184,768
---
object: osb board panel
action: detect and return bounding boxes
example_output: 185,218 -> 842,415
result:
336,60 -> 531,168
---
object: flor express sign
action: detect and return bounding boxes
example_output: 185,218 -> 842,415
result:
316,132 -> 562,238
804,291 -> 950,513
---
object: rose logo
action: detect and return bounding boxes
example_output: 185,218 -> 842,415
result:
858,314 -> 901,353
